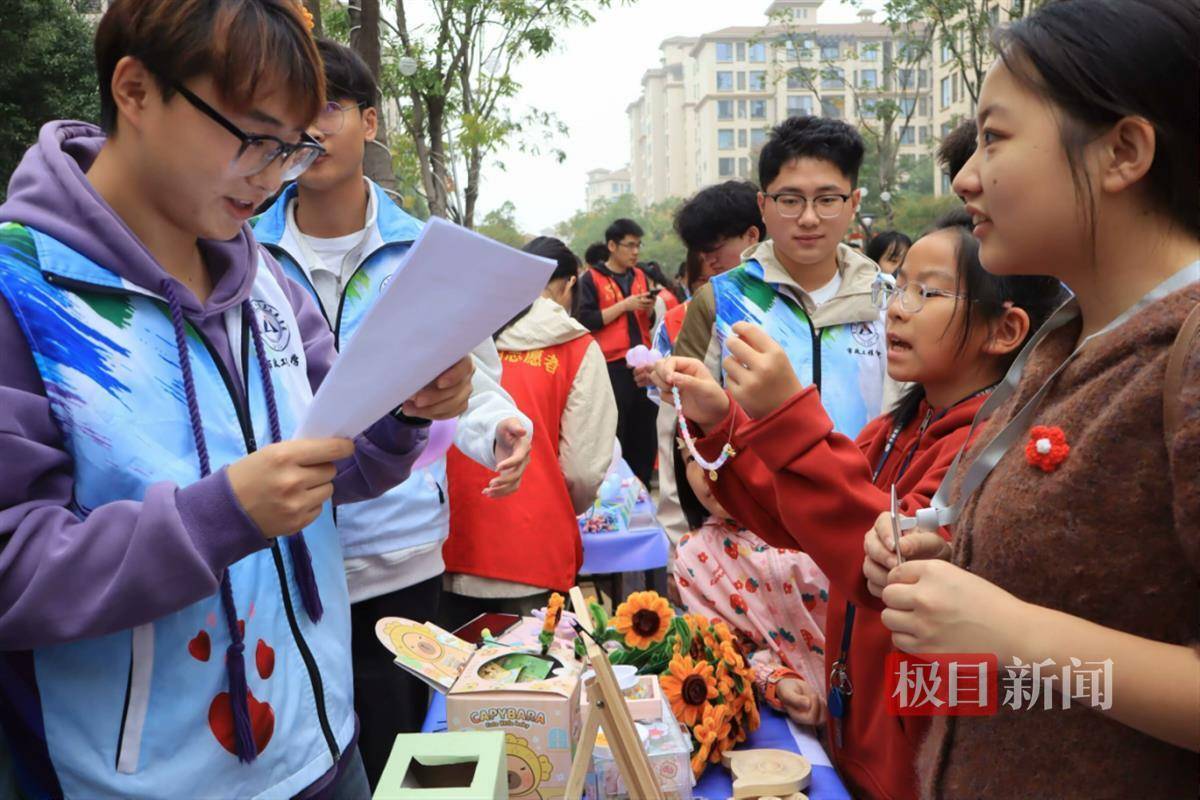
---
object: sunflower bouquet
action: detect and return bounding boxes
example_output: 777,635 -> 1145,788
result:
578,591 -> 760,778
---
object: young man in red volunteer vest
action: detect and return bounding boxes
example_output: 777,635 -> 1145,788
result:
575,218 -> 657,485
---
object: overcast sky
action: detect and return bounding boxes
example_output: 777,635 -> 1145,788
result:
471,0 -> 861,233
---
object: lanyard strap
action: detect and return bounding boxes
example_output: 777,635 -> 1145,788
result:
906,262 -> 1200,532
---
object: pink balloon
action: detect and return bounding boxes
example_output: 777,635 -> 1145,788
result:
413,419 -> 457,470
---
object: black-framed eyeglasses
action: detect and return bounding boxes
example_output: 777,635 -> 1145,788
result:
765,191 -> 852,219
314,100 -> 367,135
169,81 -> 324,180
871,272 -> 968,313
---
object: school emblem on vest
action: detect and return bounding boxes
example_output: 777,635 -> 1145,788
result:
251,300 -> 291,352
851,321 -> 879,349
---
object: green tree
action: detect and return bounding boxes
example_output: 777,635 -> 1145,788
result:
877,0 -> 1044,106
889,192 -> 961,237
385,0 -> 628,228
323,0 -> 624,228
475,201 -> 528,248
556,195 -> 686,276
0,0 -> 99,200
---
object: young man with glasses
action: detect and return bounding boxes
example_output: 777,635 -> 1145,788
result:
575,218 -> 658,485
252,38 -> 532,789
675,115 -> 892,442
0,3 -> 475,798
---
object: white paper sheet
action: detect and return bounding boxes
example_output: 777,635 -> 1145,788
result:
296,216 -> 555,439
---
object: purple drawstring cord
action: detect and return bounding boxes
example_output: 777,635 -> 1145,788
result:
162,281 -> 257,763
243,299 -> 324,623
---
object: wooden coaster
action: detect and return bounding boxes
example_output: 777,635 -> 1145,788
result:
721,749 -> 812,800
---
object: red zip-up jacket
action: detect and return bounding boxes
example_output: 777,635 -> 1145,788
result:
692,386 -> 990,800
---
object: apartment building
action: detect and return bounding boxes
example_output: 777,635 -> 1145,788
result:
585,166 -> 633,208
625,0 -> 934,206
930,1 -> 1021,194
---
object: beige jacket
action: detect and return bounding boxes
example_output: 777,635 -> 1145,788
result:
446,297 -> 617,599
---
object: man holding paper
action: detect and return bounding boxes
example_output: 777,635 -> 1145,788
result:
0,3 -> 471,797
253,40 -> 534,787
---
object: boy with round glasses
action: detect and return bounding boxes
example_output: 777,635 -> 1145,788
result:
675,115 -> 892,441
0,1 -> 474,797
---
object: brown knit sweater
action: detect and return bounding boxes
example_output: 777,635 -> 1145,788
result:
918,284 -> 1200,799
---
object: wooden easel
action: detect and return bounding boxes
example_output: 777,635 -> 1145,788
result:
564,586 -> 664,800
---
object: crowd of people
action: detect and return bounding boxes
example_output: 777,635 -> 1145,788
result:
0,0 -> 1195,798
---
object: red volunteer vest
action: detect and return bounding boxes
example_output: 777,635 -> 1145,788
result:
444,335 -> 594,592
589,266 -> 651,362
663,299 -> 690,348
657,288 -> 681,315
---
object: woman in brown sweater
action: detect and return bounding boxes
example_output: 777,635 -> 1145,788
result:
865,1 -> 1200,797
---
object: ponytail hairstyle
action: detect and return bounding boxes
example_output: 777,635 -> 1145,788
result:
889,209 -> 1066,428
993,0 -> 1199,239
494,236 -> 581,338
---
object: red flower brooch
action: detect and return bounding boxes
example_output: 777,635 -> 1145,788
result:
1025,425 -> 1069,472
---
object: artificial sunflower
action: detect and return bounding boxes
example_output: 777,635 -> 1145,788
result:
740,685 -> 761,732
542,593 -> 565,633
707,703 -> 733,755
613,591 -> 673,649
690,704 -> 723,777
661,654 -> 718,727
722,712 -> 742,752
719,640 -> 745,673
700,620 -> 722,654
715,660 -> 737,699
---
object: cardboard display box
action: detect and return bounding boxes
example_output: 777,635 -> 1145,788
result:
445,644 -> 583,800
373,731 -> 507,800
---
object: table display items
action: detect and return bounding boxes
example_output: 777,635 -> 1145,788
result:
572,590 -> 762,779
377,614 -> 583,800
723,749 -> 812,800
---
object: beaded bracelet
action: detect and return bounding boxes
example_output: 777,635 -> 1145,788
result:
672,385 -> 737,481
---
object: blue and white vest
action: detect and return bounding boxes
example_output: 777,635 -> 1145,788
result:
254,182 -> 446,560
710,259 -> 885,439
0,223 -> 354,799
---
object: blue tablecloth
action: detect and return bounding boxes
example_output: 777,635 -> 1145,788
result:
692,709 -> 850,800
421,692 -> 849,799
579,499 -> 669,575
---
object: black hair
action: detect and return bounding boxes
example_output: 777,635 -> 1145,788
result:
937,118 -> 977,182
865,230 -> 912,270
758,115 -> 865,191
316,37 -> 377,109
605,218 -> 644,246
674,181 -> 766,252
682,249 -> 705,293
889,208 -> 1067,429
494,236 -> 580,337
583,242 -> 609,268
994,0 -> 1198,237
674,443 -> 709,531
641,261 -> 687,304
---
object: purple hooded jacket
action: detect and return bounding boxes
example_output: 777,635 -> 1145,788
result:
0,121 -> 429,651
